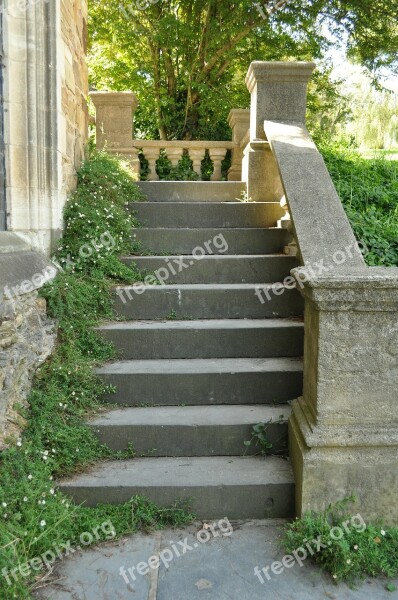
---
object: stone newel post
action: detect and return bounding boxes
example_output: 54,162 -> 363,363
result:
245,61 -> 315,140
90,92 -> 140,175
244,61 -> 315,205
90,92 -> 138,149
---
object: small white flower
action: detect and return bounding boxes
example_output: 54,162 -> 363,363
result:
332,575 -> 337,579
381,530 -> 386,536
50,489 -> 55,495
43,451 -> 49,456
28,474 -> 33,480
1,502 -> 7,508
23,497 -> 28,502
346,559 -> 351,564
353,544 -> 358,550
17,440 -> 22,447
40,520 -> 46,527
59,403 -> 63,408
43,456 -> 48,461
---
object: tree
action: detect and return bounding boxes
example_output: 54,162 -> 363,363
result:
88,0 -> 398,140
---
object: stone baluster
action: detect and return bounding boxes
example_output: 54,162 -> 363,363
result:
145,148 -> 160,181
166,148 -> 184,170
209,148 -> 226,181
189,148 -> 206,179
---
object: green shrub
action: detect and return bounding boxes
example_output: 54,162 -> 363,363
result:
0,151 -> 193,600
320,142 -> 398,266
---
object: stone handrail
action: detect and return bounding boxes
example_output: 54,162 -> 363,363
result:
246,61 -> 398,524
264,120 -> 364,267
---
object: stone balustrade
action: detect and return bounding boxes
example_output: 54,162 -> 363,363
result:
131,140 -> 236,181
90,91 -> 240,181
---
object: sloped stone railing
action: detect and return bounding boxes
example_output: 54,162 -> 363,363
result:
246,61 -> 398,524
90,92 -> 246,181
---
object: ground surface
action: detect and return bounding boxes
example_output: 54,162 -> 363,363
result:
34,520 -> 397,600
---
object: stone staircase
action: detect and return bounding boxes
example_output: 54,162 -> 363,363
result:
60,181 -> 304,520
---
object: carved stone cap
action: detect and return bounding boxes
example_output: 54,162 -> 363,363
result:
293,266 -> 398,311
245,61 -> 316,93
228,109 -> 250,128
90,91 -> 138,110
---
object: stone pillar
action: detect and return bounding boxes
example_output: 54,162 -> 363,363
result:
90,91 -> 138,149
244,61 -> 315,204
290,270 -> 398,524
227,109 -> 249,181
2,0 -> 90,255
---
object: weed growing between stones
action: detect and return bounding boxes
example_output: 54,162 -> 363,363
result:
283,496 -> 398,589
0,151 -> 194,599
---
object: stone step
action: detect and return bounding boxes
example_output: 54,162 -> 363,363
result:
96,357 -> 303,406
112,283 -> 303,320
89,405 -> 290,456
131,201 -> 283,228
58,456 -> 295,519
136,181 -> 246,202
97,319 -> 304,359
132,227 -> 291,255
122,254 -> 298,284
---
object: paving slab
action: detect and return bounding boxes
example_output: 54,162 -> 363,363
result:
34,520 -> 397,600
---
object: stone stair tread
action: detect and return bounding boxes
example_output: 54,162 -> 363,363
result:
59,455 -> 294,489
134,201 -> 274,206
114,282 -> 290,290
98,318 -> 304,331
97,357 -> 303,375
124,253 -> 289,259
135,226 -> 281,231
89,404 -> 291,427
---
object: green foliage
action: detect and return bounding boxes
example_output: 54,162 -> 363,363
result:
284,496 -> 398,584
0,151 -> 193,599
140,150 -> 230,181
88,1 -> 398,140
244,416 -> 286,456
320,142 -> 398,266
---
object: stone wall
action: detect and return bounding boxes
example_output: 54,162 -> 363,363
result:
0,240 -> 57,448
60,0 -> 89,193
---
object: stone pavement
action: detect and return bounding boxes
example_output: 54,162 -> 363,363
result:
34,520 -> 397,600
